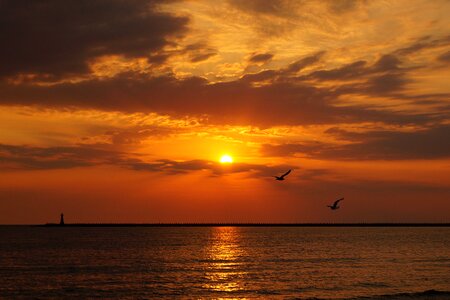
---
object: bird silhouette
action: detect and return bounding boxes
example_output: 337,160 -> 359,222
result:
327,197 -> 344,210
274,169 -> 291,181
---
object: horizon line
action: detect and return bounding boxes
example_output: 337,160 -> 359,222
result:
25,222 -> 450,227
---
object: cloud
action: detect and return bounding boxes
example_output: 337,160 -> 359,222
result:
106,126 -> 176,145
0,63 -> 440,127
240,69 -> 278,82
0,0 -> 189,78
183,42 -> 217,63
373,54 -> 401,72
366,73 -> 409,94
248,53 -> 274,64
126,158 -> 288,177
189,52 -> 217,63
228,0 -> 365,17
437,50 -> 450,63
307,60 -> 367,81
327,0 -> 366,14
262,125 -> 450,160
306,54 -> 401,82
0,143 -> 289,177
2,70 -> 436,127
225,0 -> 370,40
0,34 -> 448,128
284,51 -> 325,73
395,35 -> 450,56
304,53 -> 422,97
241,51 -> 324,82
296,168 -> 332,181
0,143 -> 118,169
227,0 -> 293,17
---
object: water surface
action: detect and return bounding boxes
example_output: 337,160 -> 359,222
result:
0,226 -> 449,299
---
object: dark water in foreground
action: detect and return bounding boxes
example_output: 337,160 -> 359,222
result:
0,227 -> 449,299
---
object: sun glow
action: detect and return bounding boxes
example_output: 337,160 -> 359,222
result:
220,154 -> 233,164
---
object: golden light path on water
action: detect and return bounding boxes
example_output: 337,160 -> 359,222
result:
204,227 -> 247,294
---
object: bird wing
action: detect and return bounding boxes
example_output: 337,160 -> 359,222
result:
334,197 -> 344,206
281,169 -> 291,178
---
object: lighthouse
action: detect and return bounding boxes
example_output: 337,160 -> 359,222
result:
60,213 -> 65,225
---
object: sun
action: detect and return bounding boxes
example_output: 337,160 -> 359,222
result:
219,154 -> 233,164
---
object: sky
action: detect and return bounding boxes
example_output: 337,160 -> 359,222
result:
0,0 -> 449,224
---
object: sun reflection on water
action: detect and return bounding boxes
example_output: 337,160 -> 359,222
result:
203,227 -> 247,294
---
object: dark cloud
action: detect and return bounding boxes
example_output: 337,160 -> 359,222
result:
183,42 -> 217,63
437,51 -> 450,63
189,52 -> 216,63
304,53 -> 419,97
228,0 -> 366,17
0,143 -> 119,169
126,158 -> 288,177
395,35 -> 450,56
0,32 -> 446,128
306,54 -> 401,82
0,143 -> 288,176
327,0 -> 366,14
295,168 -> 332,181
0,0 -> 188,78
262,125 -> 450,160
307,60 -> 367,81
240,69 -> 278,82
248,53 -> 274,63
284,51 -> 325,73
0,66 -> 439,127
262,142 -> 324,158
241,51 -> 324,83
228,0 -> 289,16
366,73 -> 409,94
1,70 -> 435,127
372,54 -> 401,71
106,126 -> 176,145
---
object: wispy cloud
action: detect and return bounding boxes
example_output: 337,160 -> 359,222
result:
262,124 -> 450,160
0,143 -> 291,178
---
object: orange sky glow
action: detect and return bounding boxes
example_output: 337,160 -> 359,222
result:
0,0 -> 449,224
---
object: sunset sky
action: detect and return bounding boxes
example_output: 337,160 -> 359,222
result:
1,0 -> 449,224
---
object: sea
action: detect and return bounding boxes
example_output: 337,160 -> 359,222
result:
0,226 -> 449,299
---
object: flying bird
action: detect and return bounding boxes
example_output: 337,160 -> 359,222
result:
274,169 -> 291,181
327,197 -> 344,210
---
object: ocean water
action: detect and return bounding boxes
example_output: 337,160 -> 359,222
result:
0,226 -> 449,299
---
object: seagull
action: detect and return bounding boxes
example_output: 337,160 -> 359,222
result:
327,197 -> 344,210
274,169 -> 291,181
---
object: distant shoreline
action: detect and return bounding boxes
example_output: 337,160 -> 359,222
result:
30,223 -> 450,227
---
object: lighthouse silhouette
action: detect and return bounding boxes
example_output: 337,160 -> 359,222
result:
60,213 -> 65,225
